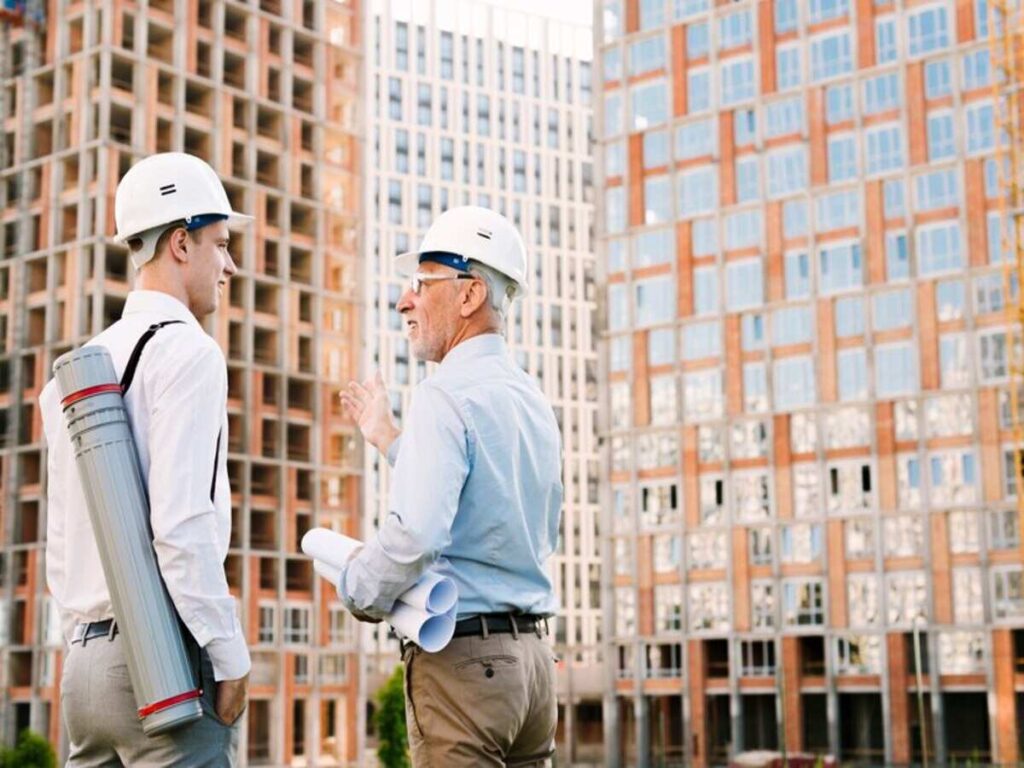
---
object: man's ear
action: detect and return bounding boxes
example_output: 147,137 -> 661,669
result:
459,278 -> 488,318
168,227 -> 190,264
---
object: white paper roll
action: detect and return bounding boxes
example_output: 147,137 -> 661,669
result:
390,603 -> 457,653
396,570 -> 458,615
301,528 -> 359,568
303,527 -> 460,653
313,558 -> 341,589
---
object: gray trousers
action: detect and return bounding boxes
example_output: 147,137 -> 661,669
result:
62,631 -> 239,767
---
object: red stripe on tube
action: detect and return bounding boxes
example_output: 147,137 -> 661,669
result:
137,689 -> 202,719
60,383 -> 124,409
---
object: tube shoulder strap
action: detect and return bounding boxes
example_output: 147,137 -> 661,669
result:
120,320 -> 185,394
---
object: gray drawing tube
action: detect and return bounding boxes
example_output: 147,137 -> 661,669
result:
53,345 -> 202,735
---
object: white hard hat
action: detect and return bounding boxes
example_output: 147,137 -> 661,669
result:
396,206 -> 529,298
114,152 -> 252,269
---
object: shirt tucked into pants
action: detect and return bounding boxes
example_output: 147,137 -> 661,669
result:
402,629 -> 556,768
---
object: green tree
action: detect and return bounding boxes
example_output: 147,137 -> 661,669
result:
374,664 -> 410,768
0,730 -> 57,768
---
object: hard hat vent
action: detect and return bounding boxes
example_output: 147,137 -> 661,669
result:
159,184 -> 176,196
476,228 -> 492,240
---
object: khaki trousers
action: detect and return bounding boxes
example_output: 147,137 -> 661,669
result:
61,631 -> 239,767
402,629 -> 557,767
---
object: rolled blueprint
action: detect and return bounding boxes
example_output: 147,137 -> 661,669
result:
302,528 -> 458,652
53,346 -> 202,735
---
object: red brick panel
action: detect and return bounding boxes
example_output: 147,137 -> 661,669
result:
917,281 -> 939,391
773,414 -> 794,519
766,201 -> 785,302
856,0 -> 876,69
965,159 -> 989,266
683,425 -> 701,527
818,299 -> 837,403
887,633 -> 912,764
625,0 -> 638,34
633,330 -> 651,426
931,514 -> 952,624
677,219 -> 694,317
865,180 -> 886,284
993,629 -> 1020,763
906,62 -> 927,166
637,536 -> 654,635
808,88 -> 827,186
732,528 -> 750,632
758,1 -> 776,94
628,133 -> 645,227
672,24 -> 688,116
719,112 -> 736,207
957,0 -> 977,43
725,315 -> 742,415
782,636 -> 803,751
876,402 -> 898,511
978,389 -> 1003,502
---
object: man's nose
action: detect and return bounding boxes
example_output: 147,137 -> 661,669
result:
224,252 -> 238,277
396,289 -> 415,314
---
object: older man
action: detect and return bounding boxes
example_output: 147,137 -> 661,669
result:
339,206 -> 563,767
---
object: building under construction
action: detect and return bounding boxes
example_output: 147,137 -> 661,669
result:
0,0 -> 363,763
362,0 -> 604,762
597,0 -> 1024,765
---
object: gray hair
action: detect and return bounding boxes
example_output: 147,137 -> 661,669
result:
467,260 -> 515,323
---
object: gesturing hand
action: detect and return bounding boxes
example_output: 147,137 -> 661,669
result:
339,370 -> 400,456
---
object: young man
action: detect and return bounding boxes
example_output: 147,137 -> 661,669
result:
340,206 -> 563,767
40,152 -> 251,766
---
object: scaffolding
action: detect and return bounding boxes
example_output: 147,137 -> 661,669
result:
990,1 -> 1024,555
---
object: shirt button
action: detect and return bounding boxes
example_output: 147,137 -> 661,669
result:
485,668 -> 495,679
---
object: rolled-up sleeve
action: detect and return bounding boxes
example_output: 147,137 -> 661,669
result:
148,343 -> 250,681
340,383 -> 468,617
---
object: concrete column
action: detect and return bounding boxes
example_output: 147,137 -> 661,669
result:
635,692 -> 650,768
927,631 -> 947,765
604,694 -> 621,768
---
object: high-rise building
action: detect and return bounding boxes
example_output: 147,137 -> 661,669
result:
364,0 -> 604,761
0,1 -> 363,764
596,0 -> 1023,765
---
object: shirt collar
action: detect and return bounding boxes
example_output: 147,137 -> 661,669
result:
122,290 -> 201,329
438,333 -> 507,371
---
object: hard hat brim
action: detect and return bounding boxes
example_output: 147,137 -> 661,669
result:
113,210 -> 253,244
394,250 -> 422,277
394,249 -> 530,296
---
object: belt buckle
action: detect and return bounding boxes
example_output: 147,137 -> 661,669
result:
78,621 -> 93,647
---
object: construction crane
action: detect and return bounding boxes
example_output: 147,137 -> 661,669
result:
989,2 -> 1024,548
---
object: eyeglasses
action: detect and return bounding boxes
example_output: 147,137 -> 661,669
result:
409,272 -> 475,295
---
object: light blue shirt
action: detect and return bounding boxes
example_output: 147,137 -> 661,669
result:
339,333 -> 563,620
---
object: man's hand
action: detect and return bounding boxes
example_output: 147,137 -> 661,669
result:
339,371 -> 400,456
215,673 -> 249,726
350,607 -> 383,624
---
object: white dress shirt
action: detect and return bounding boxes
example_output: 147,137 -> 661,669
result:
40,290 -> 250,682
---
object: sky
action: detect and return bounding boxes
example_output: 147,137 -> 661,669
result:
487,0 -> 593,26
